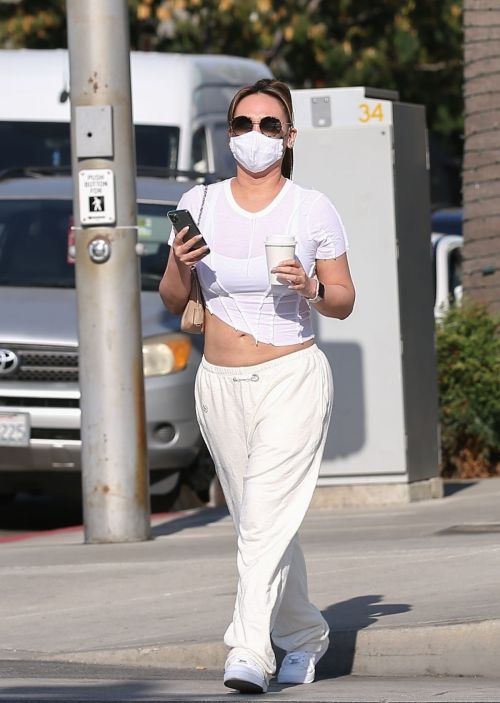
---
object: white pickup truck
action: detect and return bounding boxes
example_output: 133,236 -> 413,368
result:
431,208 -> 463,320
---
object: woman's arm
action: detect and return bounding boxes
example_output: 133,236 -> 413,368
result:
273,253 -> 355,320
159,227 -> 209,314
313,254 -> 355,319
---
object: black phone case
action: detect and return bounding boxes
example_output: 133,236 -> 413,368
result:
168,209 -> 208,251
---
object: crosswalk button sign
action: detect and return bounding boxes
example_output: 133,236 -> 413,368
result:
79,169 -> 116,225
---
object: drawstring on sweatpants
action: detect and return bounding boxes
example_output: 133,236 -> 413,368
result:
232,374 -> 260,382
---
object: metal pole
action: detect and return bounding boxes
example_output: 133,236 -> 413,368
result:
66,0 -> 151,542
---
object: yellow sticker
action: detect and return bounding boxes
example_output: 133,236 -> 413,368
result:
358,102 -> 384,123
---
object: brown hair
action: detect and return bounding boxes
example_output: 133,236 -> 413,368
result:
227,78 -> 294,179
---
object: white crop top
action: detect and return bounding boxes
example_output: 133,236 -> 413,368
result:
168,178 -> 348,346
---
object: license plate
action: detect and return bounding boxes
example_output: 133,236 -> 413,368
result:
0,412 -> 30,447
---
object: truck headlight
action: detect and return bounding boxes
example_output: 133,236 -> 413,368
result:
142,334 -> 192,377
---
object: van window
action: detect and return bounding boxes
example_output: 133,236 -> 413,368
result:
0,122 -> 180,173
191,127 -> 208,173
212,122 -> 236,178
135,125 -> 179,171
0,122 -> 71,170
0,198 -> 172,291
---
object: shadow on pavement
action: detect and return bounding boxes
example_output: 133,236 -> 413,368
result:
152,506 -> 230,537
443,480 -> 478,497
316,594 -> 411,678
0,681 -> 221,702
0,660 -> 223,701
0,486 -> 211,535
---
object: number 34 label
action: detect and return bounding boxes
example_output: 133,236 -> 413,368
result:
359,102 -> 385,123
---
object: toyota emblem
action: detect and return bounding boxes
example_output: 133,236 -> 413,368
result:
0,349 -> 19,376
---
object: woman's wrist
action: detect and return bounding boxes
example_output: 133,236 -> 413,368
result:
173,250 -> 194,279
304,276 -> 319,300
306,277 -> 325,305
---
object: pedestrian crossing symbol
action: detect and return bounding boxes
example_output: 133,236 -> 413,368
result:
78,169 -> 116,225
89,196 -> 104,212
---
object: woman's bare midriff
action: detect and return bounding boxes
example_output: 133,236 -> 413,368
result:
203,310 -> 315,367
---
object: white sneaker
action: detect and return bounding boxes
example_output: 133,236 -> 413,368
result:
277,649 -> 323,684
224,654 -> 269,694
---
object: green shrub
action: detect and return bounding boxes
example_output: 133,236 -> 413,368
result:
436,300 -> 500,478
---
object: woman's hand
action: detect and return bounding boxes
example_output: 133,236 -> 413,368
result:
271,258 -> 317,299
172,226 -> 209,267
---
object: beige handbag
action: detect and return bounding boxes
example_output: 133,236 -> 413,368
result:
180,184 -> 208,335
180,268 -> 205,334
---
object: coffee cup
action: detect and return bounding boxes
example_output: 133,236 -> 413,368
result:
265,236 -> 296,285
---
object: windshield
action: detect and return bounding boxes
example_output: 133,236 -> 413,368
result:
0,199 -> 172,291
0,122 -> 179,172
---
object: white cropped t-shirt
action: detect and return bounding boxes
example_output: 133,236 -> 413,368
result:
169,178 -> 348,346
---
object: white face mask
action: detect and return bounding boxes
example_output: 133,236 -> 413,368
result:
229,130 -> 284,173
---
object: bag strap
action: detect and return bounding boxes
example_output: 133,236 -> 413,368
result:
190,184 -> 209,280
197,184 -> 209,227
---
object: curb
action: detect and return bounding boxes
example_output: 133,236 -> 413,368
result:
10,618 -> 500,678
0,510 -> 185,546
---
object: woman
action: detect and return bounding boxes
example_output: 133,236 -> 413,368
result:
160,78 -> 355,694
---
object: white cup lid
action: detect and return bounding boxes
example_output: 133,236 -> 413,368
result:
265,236 -> 296,246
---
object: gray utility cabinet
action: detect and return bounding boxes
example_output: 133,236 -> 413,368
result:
291,87 -> 439,491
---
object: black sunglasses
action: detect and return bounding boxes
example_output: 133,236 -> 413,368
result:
229,115 -> 291,139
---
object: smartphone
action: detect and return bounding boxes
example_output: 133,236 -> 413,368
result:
167,209 -> 210,254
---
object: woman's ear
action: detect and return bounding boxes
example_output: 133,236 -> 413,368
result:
286,127 -> 297,149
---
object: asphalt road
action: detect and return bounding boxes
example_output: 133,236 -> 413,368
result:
1,661 -> 500,702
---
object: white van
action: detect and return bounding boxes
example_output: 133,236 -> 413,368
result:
0,49 -> 272,178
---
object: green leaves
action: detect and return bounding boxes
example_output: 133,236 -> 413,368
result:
436,301 -> 500,477
0,0 -> 66,49
139,0 -> 462,149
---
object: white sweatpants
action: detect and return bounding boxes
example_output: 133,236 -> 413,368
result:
195,344 -> 333,675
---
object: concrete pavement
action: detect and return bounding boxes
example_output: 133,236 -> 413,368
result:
1,663 -> 500,702
1,479 -> 499,685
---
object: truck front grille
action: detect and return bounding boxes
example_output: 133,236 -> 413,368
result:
0,396 -> 79,408
0,346 -> 79,382
31,428 -> 81,441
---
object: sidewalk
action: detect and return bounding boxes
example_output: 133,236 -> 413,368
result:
1,479 -> 499,679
